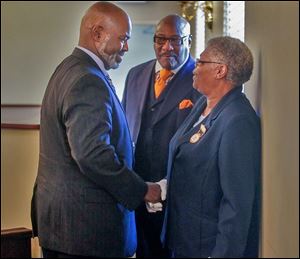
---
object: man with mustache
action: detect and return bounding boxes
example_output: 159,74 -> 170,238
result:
122,15 -> 201,258
31,2 -> 161,258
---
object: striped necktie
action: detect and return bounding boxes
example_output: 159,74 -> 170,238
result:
105,74 -> 116,93
154,69 -> 173,98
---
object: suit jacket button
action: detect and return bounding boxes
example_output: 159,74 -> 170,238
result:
151,108 -> 155,112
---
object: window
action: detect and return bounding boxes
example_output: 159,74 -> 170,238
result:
223,1 -> 245,41
194,1 -> 206,58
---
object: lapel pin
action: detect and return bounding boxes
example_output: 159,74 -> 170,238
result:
190,124 -> 207,144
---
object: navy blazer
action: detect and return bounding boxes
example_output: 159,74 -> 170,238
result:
161,86 -> 261,258
31,48 -> 147,257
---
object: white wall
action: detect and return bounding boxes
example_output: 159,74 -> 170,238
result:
245,1 -> 299,257
1,1 -> 180,104
117,1 -> 181,24
1,1 -> 88,104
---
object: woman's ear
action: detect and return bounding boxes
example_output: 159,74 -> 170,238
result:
216,64 -> 228,79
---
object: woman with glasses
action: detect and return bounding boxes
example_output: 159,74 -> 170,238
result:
161,36 -> 261,258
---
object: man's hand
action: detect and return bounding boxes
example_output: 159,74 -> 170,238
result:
144,182 -> 161,203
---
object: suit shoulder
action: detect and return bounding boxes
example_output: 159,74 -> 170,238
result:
58,55 -> 105,81
127,59 -> 156,75
220,98 -> 260,130
51,56 -> 109,100
54,55 -> 86,77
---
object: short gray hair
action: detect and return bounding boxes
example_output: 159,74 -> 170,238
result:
206,36 -> 253,86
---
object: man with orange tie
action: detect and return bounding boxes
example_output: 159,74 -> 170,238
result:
122,14 -> 202,258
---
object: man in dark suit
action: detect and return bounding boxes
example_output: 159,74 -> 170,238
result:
31,2 -> 161,258
122,15 -> 201,258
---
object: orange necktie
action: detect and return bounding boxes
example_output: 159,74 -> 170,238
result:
154,69 -> 173,98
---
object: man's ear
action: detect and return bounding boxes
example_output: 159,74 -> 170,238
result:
91,25 -> 103,42
216,64 -> 228,79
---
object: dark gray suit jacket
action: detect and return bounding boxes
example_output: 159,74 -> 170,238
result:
31,48 -> 147,257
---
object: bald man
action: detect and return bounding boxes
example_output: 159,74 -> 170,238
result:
31,2 -> 161,258
122,15 -> 202,258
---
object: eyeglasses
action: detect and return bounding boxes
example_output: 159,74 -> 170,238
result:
153,35 -> 191,46
196,59 -> 224,65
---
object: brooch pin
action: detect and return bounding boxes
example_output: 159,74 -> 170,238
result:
190,124 -> 207,144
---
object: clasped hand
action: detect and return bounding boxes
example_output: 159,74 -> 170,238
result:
144,182 -> 162,203
144,179 -> 167,213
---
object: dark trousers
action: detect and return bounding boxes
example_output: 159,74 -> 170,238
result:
135,204 -> 170,258
42,248 -> 98,258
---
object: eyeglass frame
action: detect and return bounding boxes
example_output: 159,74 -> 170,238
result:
153,34 -> 192,46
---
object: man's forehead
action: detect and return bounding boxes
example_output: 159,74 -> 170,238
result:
156,22 -> 188,35
155,26 -> 182,36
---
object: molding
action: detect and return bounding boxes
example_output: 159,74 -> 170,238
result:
1,104 -> 41,108
1,123 -> 40,130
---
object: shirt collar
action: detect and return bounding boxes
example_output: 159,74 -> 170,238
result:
155,54 -> 189,74
76,46 -> 110,77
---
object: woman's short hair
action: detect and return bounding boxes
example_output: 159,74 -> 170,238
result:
206,36 -> 253,86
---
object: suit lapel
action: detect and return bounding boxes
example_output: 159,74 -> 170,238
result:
173,86 -> 244,149
71,48 -> 132,144
174,99 -> 208,148
134,61 -> 156,116
153,57 -> 195,125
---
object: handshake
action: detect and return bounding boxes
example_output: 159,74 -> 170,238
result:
144,179 -> 167,213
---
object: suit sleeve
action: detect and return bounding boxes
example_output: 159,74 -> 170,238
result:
211,116 -> 261,257
62,74 -> 147,210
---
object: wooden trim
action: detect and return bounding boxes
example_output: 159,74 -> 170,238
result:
1,228 -> 32,238
1,123 -> 40,130
1,104 -> 41,108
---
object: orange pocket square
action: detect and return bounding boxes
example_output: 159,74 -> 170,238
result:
179,99 -> 194,110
